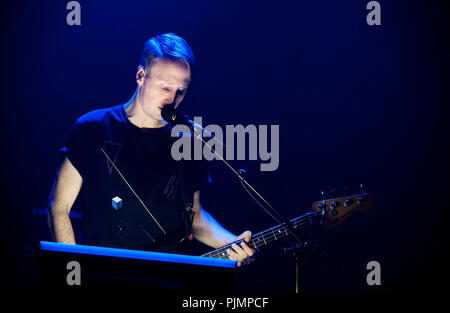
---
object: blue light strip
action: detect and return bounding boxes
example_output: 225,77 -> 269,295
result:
40,241 -> 236,268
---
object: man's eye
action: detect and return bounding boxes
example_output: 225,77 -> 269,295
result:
162,87 -> 171,92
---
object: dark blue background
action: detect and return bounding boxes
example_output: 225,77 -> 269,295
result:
0,0 -> 449,295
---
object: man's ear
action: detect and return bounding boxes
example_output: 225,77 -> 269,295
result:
136,66 -> 145,85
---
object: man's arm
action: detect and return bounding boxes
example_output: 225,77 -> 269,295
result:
191,191 -> 255,266
47,156 -> 83,244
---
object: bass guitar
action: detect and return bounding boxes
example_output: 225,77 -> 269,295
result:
201,192 -> 375,259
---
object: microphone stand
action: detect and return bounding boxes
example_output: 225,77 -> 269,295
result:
165,111 -> 322,294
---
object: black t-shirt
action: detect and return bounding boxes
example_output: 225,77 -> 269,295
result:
60,104 -> 209,253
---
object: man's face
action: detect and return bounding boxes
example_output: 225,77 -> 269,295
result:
137,58 -> 191,123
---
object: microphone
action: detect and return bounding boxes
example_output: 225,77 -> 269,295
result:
161,103 -> 191,126
161,103 -> 215,139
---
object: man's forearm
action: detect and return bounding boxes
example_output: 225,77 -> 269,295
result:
47,209 -> 76,244
192,208 -> 237,248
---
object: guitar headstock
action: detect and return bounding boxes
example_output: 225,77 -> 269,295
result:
311,192 -> 375,229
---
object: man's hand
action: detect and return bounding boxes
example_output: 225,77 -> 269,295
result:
191,194 -> 257,266
226,231 -> 256,267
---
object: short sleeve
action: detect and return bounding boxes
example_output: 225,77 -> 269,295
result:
189,158 -> 211,193
59,119 -> 91,178
177,158 -> 210,210
179,158 -> 211,198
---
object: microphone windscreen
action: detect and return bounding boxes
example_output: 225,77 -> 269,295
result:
161,103 -> 177,124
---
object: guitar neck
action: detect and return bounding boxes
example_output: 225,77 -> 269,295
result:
201,211 -> 322,259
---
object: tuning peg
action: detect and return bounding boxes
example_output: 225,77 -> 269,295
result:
357,197 -> 366,205
330,202 -> 339,209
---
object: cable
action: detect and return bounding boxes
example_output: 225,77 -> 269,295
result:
100,148 -> 166,235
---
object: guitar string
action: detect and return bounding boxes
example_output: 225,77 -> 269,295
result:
206,197 -> 372,258
202,212 -> 322,258
203,215 -> 321,259
203,197 -> 371,258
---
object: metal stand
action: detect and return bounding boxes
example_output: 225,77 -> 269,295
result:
164,109 -> 321,293
284,242 -> 307,294
185,121 -> 305,242
190,124 -> 314,293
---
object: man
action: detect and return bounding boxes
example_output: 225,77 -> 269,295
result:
47,33 -> 255,267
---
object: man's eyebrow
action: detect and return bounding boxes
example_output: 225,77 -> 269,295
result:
159,82 -> 188,88
158,79 -> 190,89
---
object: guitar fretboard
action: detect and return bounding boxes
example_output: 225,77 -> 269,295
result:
201,211 -> 322,259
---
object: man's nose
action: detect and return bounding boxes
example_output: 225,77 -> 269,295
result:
165,91 -> 177,104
